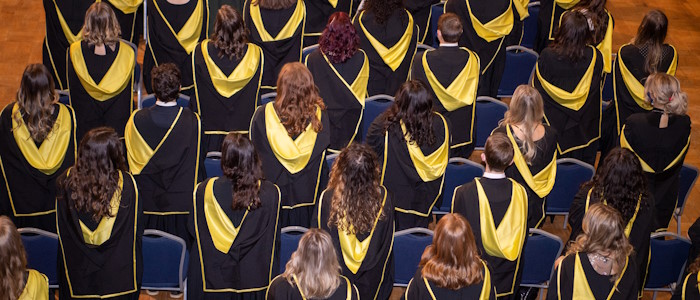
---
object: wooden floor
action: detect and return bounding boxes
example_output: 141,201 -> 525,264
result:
1,0 -> 699,299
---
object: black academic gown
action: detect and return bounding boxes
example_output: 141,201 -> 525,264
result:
266,275 -> 360,300
56,170 -> 143,300
405,267 -> 497,299
405,0 -> 441,45
303,0 -> 352,46
452,177 -> 527,299
0,103 -> 76,233
675,272 -> 700,300
621,111 -> 691,231
546,252 -> 639,300
534,0 -> 572,53
534,46 -> 603,166
188,178 -> 281,299
105,0 -> 143,44
313,187 -> 395,300
353,9 -> 418,97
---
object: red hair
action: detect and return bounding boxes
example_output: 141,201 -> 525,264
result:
319,12 -> 359,64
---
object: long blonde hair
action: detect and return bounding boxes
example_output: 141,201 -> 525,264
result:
82,2 -> 121,47
13,64 -> 57,143
644,73 -> 688,116
501,85 -> 544,163
0,216 -> 28,300
282,229 -> 341,298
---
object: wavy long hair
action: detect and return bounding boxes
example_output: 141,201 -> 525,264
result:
13,64 -> 57,144
644,73 -> 687,116
327,144 -> 384,235
384,80 -> 436,147
633,10 -> 668,74
551,10 -> 591,61
420,213 -> 484,289
283,229 -> 341,298
319,12 -> 359,64
362,0 -> 405,25
573,0 -> 608,44
274,63 -> 325,137
82,2 -> 121,47
253,0 -> 296,10
221,133 -> 263,210
211,5 -> 248,60
60,127 -> 126,222
501,85 -> 545,164
0,216 -> 27,300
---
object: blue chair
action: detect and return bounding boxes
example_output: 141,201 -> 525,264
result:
430,3 -> 445,48
260,92 -> 277,106
433,158 -> 484,215
497,46 -> 539,98
326,153 -> 338,171
520,229 -> 563,300
416,44 -> 434,58
520,2 -> 541,49
645,232 -> 691,300
142,229 -> 188,298
204,151 -> 223,178
302,44 -> 318,63
360,95 -> 394,141
674,164 -> 699,234
57,90 -> 70,105
140,93 -> 190,109
393,228 -> 434,287
280,226 -> 308,273
601,54 -> 616,102
545,158 -> 594,228
18,228 -> 59,288
474,96 -> 508,150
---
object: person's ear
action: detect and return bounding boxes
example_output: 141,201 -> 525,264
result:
437,29 -> 444,43
481,152 -> 486,163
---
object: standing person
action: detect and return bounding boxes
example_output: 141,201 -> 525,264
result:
0,64 -> 77,233
353,0 -> 418,97
445,0 -> 513,97
67,2 -> 135,140
493,85 -> 558,229
0,216 -> 50,300
249,62 -> 330,228
56,127 -> 143,299
188,133 -> 281,298
366,80 -> 450,230
313,144 -> 395,300
411,12 -> 480,158
192,5 -> 263,152
533,11 -> 603,166
306,12 -> 368,153
304,0 -> 353,46
104,0 -> 143,43
620,73 -> 690,231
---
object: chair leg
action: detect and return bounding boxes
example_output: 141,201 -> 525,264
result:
539,288 -> 544,300
652,291 -> 657,300
678,216 -> 682,235
563,215 -> 569,229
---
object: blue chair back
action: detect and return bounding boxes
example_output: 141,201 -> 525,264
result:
677,164 -> 698,214
416,44 -> 435,58
394,228 -> 434,286
645,232 -> 691,289
326,153 -> 338,171
521,229 -> 563,286
142,230 -> 188,292
280,227 -> 308,273
57,90 -> 70,105
520,2 -> 540,49
602,70 -> 614,102
497,46 -> 539,98
360,95 -> 394,141
474,97 -> 508,149
302,44 -> 319,63
260,92 -> 277,106
18,228 -> 59,288
545,159 -> 594,214
141,94 -> 190,109
205,152 -> 223,178
430,3 -> 445,48
435,158 -> 484,214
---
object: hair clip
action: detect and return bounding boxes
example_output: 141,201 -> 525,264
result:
669,96 -> 673,102
646,92 -> 654,105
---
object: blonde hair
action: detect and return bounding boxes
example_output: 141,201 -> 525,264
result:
644,73 -> 688,116
0,216 -> 28,300
501,85 -> 544,163
282,229 -> 341,298
82,2 -> 121,47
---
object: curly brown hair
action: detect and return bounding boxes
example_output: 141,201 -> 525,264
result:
253,0 -> 297,10
82,2 -> 121,47
384,80 -> 436,147
221,133 -> 264,210
274,62 -> 326,137
14,64 -> 57,144
327,144 -> 384,235
362,0 -> 405,25
0,216 -> 27,300
211,5 -> 248,60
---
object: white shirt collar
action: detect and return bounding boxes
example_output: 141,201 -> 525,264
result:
483,171 -> 506,179
156,100 -> 178,107
440,42 -> 459,47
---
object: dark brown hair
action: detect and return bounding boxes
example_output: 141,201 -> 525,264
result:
384,80 -> 436,148
211,5 -> 248,60
252,0 -> 297,10
633,10 -> 669,74
551,10 -> 591,61
220,133 -> 263,210
438,13 -> 463,43
362,0 -> 405,25
274,62 -> 325,137
151,63 -> 181,102
0,216 -> 27,300
82,2 -> 121,47
573,0 -> 608,44
14,64 -> 57,143
484,133 -> 514,172
319,12 -> 359,64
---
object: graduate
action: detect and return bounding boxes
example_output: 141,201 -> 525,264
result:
188,133 -> 281,299
620,73 -> 691,232
313,144 -> 395,300
405,0 -> 440,45
452,133 -> 528,299
411,13 -> 479,158
249,63 -> 330,228
305,12 -> 368,153
571,0 -> 613,73
405,213 -> 497,299
0,216 -> 50,300
535,0 -> 576,52
243,0 -> 306,91
192,5 -> 263,152
66,2 -> 135,139
353,0 -> 418,97
144,0 -> 207,94
366,80 -> 449,230
303,0 -> 352,46
675,256 -> 700,300
534,11 -> 603,166
0,65 -> 77,233
445,0 -> 513,97
493,86 -> 557,229
104,0 -> 143,43
56,127 -> 143,300
42,0 -> 94,90
267,229 -> 361,300
124,63 -> 202,243
547,204 -> 640,300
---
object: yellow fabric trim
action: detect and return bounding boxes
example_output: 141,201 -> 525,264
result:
69,41 -> 134,101
401,113 -> 449,182
475,178 -> 527,261
153,0 -> 204,54
585,188 -> 641,237
80,172 -> 123,246
106,0 -> 143,14
506,125 -> 556,197
668,45 -> 679,75
328,0 -> 338,8
513,0 -> 530,20
265,103 -> 321,174
596,12 -> 613,73
536,46 -> 597,111
18,270 -> 49,300
465,0 -> 514,42
572,252 -> 628,300
554,0 -> 580,9
479,260 -> 492,300
620,124 -> 690,173
358,10 -> 414,71
421,48 -> 479,111
321,51 -> 369,106
51,0 -> 84,44
618,44 -> 678,112
338,191 -> 387,274
250,0 -> 305,42
202,41 -> 261,98
203,178 -> 249,253
11,104 -> 71,175
124,108 -> 183,175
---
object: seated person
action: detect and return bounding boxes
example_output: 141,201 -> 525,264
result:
0,216 -> 50,300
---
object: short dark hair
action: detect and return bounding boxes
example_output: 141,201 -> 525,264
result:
438,13 -> 463,43
484,133 -> 513,172
151,63 -> 181,102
